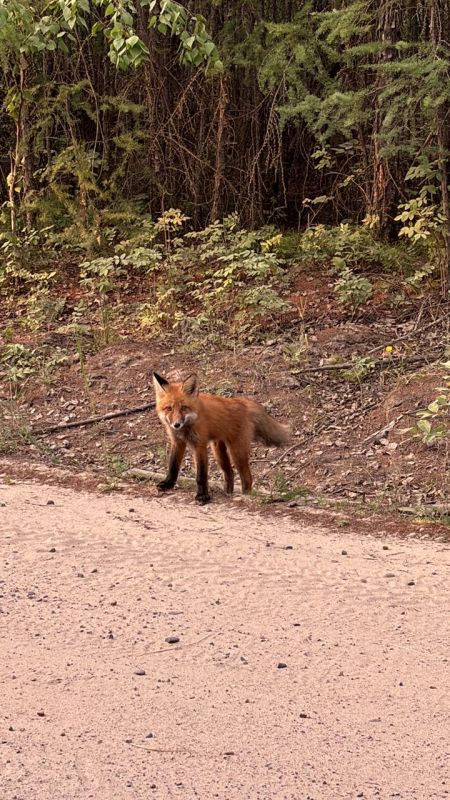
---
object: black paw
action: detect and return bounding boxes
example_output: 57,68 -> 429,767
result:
195,493 -> 211,505
157,480 -> 175,492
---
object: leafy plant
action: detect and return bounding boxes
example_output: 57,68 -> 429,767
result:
333,263 -> 373,308
155,208 -> 190,253
138,215 -> 293,343
0,420 -> 33,454
341,356 -> 376,382
0,343 -> 36,388
22,287 -> 66,331
395,193 -> 444,244
0,342 -> 68,393
295,222 -> 414,275
259,471 -> 309,504
0,225 -> 56,288
406,362 -> 450,446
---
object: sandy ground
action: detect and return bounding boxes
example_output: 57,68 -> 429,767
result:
1,482 -> 449,800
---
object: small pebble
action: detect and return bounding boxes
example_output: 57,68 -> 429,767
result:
37,711 -> 45,717
277,662 -> 287,669
385,573 -> 395,578
299,713 -> 308,719
341,550 -> 348,556
49,547 -> 56,553
129,508 -> 135,513
91,568 -> 98,574
284,545 -> 293,550
145,732 -> 154,739
77,573 -> 84,578
382,545 -> 389,550
407,580 -> 415,586
125,738 -> 133,744
46,500 -> 55,506
165,636 -> 180,645
134,669 -> 146,676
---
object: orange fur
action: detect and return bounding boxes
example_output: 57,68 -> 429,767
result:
153,372 -> 289,504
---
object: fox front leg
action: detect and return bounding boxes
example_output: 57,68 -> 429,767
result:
194,445 -> 210,505
157,440 -> 186,491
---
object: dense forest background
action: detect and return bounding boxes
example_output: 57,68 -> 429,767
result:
0,0 -> 449,310
1,1 -> 449,241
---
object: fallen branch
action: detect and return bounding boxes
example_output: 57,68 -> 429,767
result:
294,354 -> 432,376
398,504 -> 450,517
294,313 -> 450,377
361,414 -> 404,445
367,311 -> 450,355
33,401 -> 155,436
260,442 -> 302,478
295,361 -> 355,373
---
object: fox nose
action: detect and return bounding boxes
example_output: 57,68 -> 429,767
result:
173,421 -> 182,429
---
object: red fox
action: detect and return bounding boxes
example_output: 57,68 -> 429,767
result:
153,372 -> 289,504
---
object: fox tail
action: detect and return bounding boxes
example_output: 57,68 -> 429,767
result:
252,406 -> 290,447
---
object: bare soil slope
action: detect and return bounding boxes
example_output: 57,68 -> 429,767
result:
1,481 -> 449,799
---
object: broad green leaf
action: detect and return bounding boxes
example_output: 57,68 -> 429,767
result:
203,40 -> 216,56
121,10 -> 133,26
417,419 -> 431,434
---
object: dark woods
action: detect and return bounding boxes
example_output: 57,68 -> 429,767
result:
1,1 -> 449,266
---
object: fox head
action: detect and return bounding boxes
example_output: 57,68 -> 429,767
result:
152,372 -> 199,431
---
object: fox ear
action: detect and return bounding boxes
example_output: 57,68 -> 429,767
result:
182,373 -> 198,396
153,372 -> 169,396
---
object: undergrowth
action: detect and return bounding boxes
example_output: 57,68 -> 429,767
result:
0,209 -> 442,361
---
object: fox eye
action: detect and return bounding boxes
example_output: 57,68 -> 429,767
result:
164,405 -> 172,412
181,405 -> 189,411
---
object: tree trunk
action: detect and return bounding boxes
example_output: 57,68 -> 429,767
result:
211,76 -> 228,222
430,2 -> 450,296
370,2 -> 402,236
7,57 -> 33,233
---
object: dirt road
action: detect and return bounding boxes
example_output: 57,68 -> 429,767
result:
1,481 -> 449,800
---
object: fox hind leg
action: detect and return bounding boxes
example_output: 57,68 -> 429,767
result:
212,440 -> 234,494
227,444 -> 253,494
